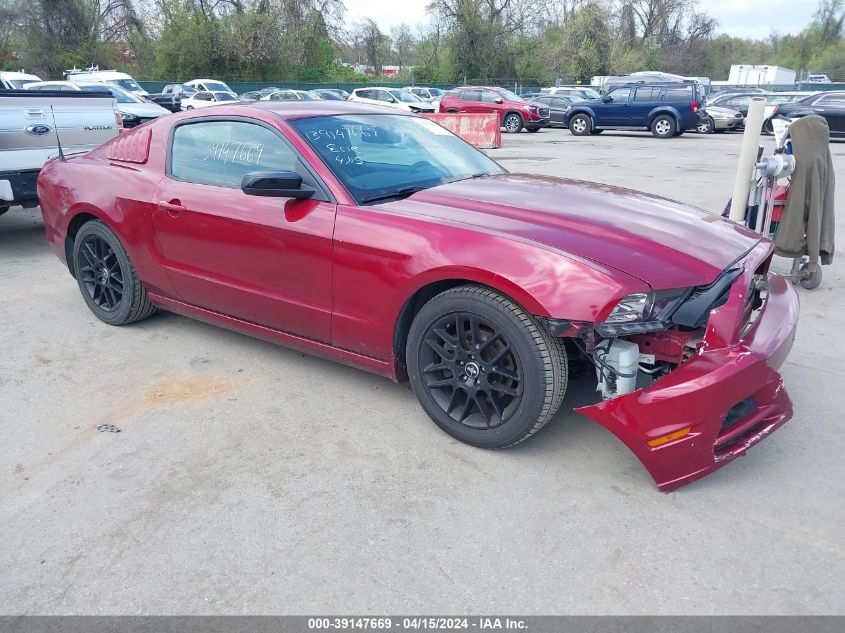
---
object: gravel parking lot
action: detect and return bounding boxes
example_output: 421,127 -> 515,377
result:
1,128 -> 843,615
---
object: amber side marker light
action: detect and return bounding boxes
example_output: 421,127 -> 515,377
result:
648,427 -> 692,447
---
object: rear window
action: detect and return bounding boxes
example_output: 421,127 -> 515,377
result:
634,87 -> 661,102
663,87 -> 693,102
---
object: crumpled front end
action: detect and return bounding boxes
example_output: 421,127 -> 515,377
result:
576,242 -> 799,491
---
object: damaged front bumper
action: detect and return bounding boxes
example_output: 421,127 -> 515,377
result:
576,264 -> 799,492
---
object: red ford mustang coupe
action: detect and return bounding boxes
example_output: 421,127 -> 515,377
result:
37,101 -> 799,490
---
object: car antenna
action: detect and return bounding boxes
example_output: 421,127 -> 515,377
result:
49,105 -> 66,161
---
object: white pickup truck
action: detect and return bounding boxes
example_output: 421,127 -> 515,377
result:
0,90 -> 120,216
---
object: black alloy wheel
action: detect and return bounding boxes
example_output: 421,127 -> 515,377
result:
78,234 -> 124,312
72,220 -> 156,325
406,286 -> 568,448
420,312 -> 523,430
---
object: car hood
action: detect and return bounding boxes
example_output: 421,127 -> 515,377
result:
705,105 -> 742,116
121,102 -> 170,117
392,173 -> 763,289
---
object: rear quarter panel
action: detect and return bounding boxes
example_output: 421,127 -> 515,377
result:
37,126 -> 175,297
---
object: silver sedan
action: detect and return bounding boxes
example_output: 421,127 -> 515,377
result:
697,105 -> 744,133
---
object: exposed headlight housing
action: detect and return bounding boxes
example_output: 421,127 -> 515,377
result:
605,292 -> 651,323
120,112 -> 139,121
596,289 -> 692,337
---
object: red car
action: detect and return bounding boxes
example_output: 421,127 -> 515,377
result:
439,86 -> 550,133
37,102 -> 799,491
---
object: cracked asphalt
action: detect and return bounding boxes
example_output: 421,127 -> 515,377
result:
1,128 -> 843,614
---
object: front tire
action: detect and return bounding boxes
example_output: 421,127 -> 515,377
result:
569,113 -> 592,136
406,285 -> 568,448
697,117 -> 715,134
651,115 -> 676,138
503,113 -> 523,134
72,221 -> 156,326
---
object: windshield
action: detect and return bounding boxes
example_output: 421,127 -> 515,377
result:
388,89 -> 422,103
215,92 -> 238,101
204,81 -> 230,92
112,78 -> 143,92
291,114 -> 505,204
428,88 -> 444,97
81,85 -> 141,103
579,88 -> 601,99
10,79 -> 40,89
295,91 -> 320,100
496,88 -> 523,102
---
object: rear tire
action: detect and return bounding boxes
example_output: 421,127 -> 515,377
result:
651,115 -> 676,138
503,113 -> 523,133
406,285 -> 568,448
569,114 -> 592,136
72,221 -> 156,326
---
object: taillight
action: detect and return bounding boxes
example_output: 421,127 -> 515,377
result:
692,99 -> 698,112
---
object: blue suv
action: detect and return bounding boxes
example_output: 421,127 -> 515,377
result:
563,82 -> 703,139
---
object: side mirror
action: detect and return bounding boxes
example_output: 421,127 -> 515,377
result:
494,97 -> 504,104
602,95 -> 612,103
241,171 -> 315,199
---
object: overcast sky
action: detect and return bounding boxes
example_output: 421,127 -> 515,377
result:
343,0 -> 820,41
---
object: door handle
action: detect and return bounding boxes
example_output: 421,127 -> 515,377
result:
157,200 -> 186,215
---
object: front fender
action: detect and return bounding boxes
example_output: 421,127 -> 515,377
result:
331,204 -> 646,364
564,107 -> 596,126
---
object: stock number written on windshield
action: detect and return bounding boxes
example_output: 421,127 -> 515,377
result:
305,125 -> 378,142
306,126 -> 377,166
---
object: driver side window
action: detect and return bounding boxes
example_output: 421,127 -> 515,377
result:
170,121 -> 298,189
481,90 -> 499,102
607,88 -> 630,102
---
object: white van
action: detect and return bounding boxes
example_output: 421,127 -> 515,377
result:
64,67 -> 148,96
0,71 -> 43,90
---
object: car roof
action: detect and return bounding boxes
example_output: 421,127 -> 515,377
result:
250,100 -> 413,119
71,70 -> 131,78
0,71 -> 41,80
27,81 -> 78,87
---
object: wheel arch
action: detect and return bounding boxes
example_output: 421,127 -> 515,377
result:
648,107 -> 680,127
391,273 -> 549,370
502,109 -> 524,123
566,108 -> 596,126
64,207 -> 109,277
